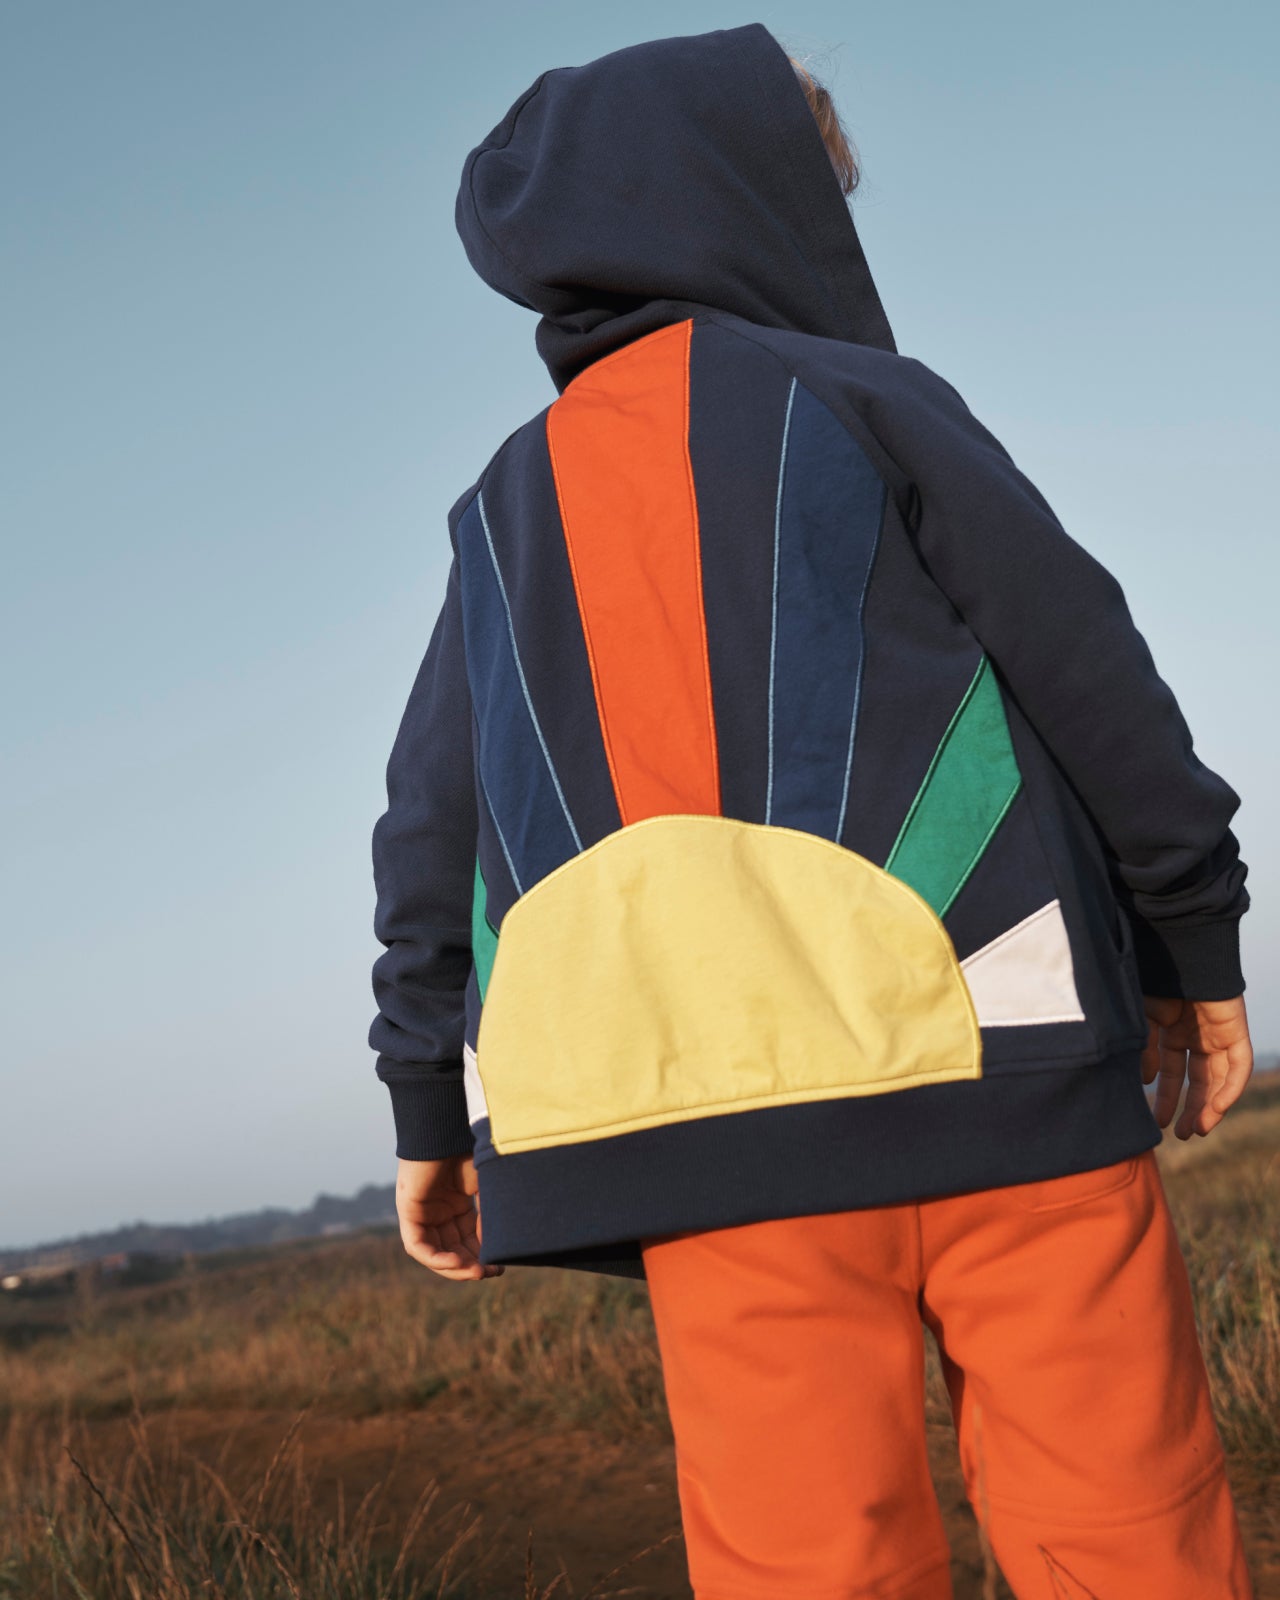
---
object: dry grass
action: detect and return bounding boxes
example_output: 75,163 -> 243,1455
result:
1,1072 -> 1276,1597
1159,1094 -> 1280,1480
0,1400 -> 678,1599
0,1400 -> 489,1599
0,1248 -> 674,1595
0,1242 -> 668,1441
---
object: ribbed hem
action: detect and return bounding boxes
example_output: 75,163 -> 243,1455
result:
473,1047 -> 1162,1277
378,1065 -> 474,1161
1128,916 -> 1245,1001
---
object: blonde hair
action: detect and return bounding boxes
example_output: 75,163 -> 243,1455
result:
789,56 -> 860,197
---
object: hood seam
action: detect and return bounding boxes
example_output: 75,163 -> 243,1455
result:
734,27 -> 860,340
462,69 -> 556,306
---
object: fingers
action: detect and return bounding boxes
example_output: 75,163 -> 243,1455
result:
1151,1030 -> 1189,1132
1140,996 -> 1181,1090
400,1222 -> 505,1281
393,1156 -> 504,1282
1208,1034 -> 1254,1120
406,1247 -> 499,1282
1140,1015 -> 1162,1086
438,1206 -> 479,1261
399,1202 -> 505,1282
455,1155 -> 492,1249
1166,1041 -> 1253,1141
1174,1049 -> 1221,1140
1148,996 -> 1255,1140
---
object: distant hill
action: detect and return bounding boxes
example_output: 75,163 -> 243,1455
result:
0,1182 -> 398,1275
6,1055 -> 1277,1276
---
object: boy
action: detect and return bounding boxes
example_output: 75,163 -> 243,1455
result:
370,24 -> 1255,1598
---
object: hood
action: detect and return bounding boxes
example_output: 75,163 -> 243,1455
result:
455,22 -> 897,393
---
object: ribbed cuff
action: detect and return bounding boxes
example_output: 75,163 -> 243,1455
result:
1128,915 -> 1245,1001
380,1068 -> 475,1161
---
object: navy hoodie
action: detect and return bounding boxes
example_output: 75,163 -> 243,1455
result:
369,22 -> 1249,1279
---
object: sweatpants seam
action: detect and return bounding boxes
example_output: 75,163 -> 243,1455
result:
692,1545 -> 952,1600
881,1546 -> 954,1597
912,1194 -> 924,1290
984,1444 -> 1228,1528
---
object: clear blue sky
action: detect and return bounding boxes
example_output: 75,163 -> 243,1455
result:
2,2 -> 1276,1249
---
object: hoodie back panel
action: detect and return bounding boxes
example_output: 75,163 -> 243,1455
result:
449,313 -> 1158,1274
369,24 -> 1247,1279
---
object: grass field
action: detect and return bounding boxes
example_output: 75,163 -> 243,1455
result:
2,1075 -> 1277,1598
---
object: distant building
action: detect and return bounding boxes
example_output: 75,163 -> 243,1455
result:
0,1260 -> 80,1293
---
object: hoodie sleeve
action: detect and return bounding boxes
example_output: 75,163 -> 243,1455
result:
872,356 -> 1249,1000
369,553 -> 478,1160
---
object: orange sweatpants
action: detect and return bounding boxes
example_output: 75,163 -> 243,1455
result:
639,1148 -> 1254,1600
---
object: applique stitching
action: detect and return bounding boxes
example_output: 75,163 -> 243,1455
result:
680,319 -> 722,815
765,377 -> 797,824
545,405 -> 627,822
476,489 -> 582,850
835,473 -> 886,842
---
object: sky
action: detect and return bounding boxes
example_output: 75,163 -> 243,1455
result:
2,1 -> 1276,1249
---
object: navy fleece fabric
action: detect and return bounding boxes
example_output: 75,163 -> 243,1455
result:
454,22 -> 896,389
370,22 -> 1249,1176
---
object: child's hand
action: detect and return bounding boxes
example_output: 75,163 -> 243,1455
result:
396,1154 -> 505,1282
1140,994 -> 1253,1141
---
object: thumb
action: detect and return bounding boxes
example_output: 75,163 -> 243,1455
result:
458,1155 -> 489,1250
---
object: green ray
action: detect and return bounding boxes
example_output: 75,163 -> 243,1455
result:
884,656 -> 1022,917
472,857 -> 500,1001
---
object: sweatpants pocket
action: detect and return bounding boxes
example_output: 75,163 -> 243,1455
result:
1006,1152 -> 1141,1213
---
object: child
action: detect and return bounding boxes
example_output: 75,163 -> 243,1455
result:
369,24 -> 1256,1598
